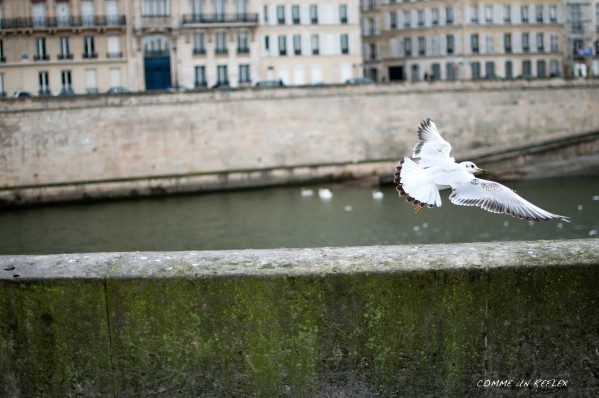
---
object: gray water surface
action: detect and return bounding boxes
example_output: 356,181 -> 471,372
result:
1,177 -> 597,254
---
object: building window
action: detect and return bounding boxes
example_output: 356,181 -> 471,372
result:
537,60 -> 546,77
0,40 -> 5,62
143,0 -> 170,16
570,4 -> 582,32
263,5 -> 268,24
368,18 -> 376,35
61,70 -> 73,90
446,35 -> 454,55
83,36 -> 97,59
404,10 -> 410,28
59,37 -> 73,60
470,6 -> 478,23
110,67 -> 121,87
340,5 -> 348,24
239,64 -> 250,83
310,5 -> 318,24
550,34 -> 558,52
278,35 -> 287,55
35,37 -> 49,61
471,34 -> 479,54
431,8 -> 438,25
417,10 -> 424,27
522,60 -> 531,77
418,37 -> 426,56
192,0 -> 203,16
471,62 -> 481,79
277,5 -> 285,24
85,69 -> 97,94
311,34 -> 319,55
445,7 -> 454,25
431,63 -> 441,80
536,33 -> 544,52
292,5 -> 300,24
193,33 -> 206,55
237,32 -> 249,54
38,71 -> 50,95
341,34 -> 349,55
446,63 -> 457,81
236,0 -> 248,18
485,35 -> 494,54
216,65 -> 228,85
106,0 -> 119,24
521,6 -> 529,23
57,1 -> 71,27
215,32 -> 227,54
485,61 -> 495,78
550,6 -> 557,23
431,36 -> 440,55
505,60 -> 513,79
195,66 -> 207,87
503,6 -> 511,23
535,6 -> 543,23
293,34 -> 302,55
410,64 -> 419,81
389,12 -> 397,29
485,6 -> 493,23
404,37 -> 412,56
0,73 -> 5,97
107,36 -> 122,58
549,59 -> 559,77
33,2 -> 47,28
572,39 -> 584,56
264,35 -> 270,54
504,33 -> 512,53
368,43 -> 377,60
522,33 -> 529,52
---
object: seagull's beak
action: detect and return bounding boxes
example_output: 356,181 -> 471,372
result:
475,167 -> 485,174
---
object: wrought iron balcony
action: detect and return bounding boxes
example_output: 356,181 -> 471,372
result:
0,15 -> 126,30
182,13 -> 258,26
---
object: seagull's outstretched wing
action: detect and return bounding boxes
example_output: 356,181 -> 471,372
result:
413,119 -> 453,167
449,178 -> 570,222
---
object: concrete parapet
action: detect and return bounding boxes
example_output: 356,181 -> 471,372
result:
1,240 -> 598,396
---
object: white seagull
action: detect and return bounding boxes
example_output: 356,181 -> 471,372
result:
394,119 -> 570,222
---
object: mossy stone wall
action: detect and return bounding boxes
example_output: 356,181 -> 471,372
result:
1,240 -> 598,396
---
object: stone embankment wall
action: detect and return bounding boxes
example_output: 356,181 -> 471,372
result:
1,79 -> 598,204
1,239 -> 598,396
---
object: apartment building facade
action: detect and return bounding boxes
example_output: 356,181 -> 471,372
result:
0,0 -> 362,95
360,0 -> 588,82
0,0 -> 129,96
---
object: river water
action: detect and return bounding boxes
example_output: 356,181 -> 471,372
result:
1,176 -> 598,255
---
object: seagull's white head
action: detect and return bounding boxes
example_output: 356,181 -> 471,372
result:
460,161 -> 485,174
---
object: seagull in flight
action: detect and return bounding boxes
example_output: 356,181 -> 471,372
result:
394,119 -> 570,222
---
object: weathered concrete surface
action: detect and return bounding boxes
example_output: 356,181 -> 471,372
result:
1,240 -> 598,397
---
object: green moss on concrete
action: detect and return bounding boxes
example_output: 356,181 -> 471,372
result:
1,241 -> 599,397
0,279 -> 113,398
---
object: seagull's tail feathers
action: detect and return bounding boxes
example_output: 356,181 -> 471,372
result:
394,157 -> 442,212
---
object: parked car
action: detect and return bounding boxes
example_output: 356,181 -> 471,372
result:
54,87 -> 75,96
345,77 -> 374,85
166,84 -> 192,92
106,86 -> 131,94
255,80 -> 285,87
13,91 -> 34,98
211,82 -> 231,90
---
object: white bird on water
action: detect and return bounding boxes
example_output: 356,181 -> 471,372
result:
300,187 -> 314,197
372,190 -> 384,200
318,188 -> 333,200
394,119 -> 570,222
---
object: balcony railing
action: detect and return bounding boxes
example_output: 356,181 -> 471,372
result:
182,13 -> 258,25
58,53 -> 74,60
83,52 -> 98,59
106,51 -> 123,59
0,15 -> 126,30
34,54 -> 50,61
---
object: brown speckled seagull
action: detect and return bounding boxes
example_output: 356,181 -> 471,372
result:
394,119 -> 570,222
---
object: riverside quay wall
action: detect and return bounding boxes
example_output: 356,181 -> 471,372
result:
1,239 -> 598,397
1,79 -> 599,204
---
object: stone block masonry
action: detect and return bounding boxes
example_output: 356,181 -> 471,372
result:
1,80 -> 599,205
1,239 -> 598,396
